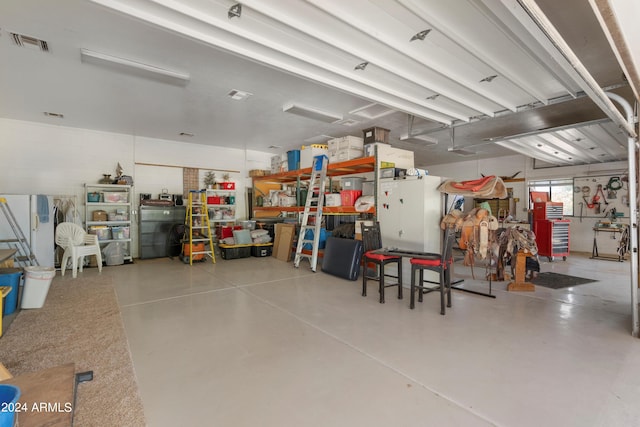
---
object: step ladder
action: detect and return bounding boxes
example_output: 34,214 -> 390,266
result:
294,155 -> 329,272
183,191 -> 216,265
0,197 -> 39,267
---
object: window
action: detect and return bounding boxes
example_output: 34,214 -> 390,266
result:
528,179 -> 574,216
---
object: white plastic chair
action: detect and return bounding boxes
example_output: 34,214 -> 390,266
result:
55,222 -> 103,278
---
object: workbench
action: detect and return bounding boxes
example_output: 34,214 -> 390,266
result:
590,225 -> 628,262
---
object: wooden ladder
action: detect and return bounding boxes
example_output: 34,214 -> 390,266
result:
294,155 -> 328,272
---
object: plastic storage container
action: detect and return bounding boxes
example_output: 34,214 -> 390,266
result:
219,244 -> 252,260
287,149 -> 300,171
21,266 -> 55,309
111,226 -> 130,240
341,177 -> 365,191
340,190 -> 362,206
0,384 -> 21,427
0,268 -> 22,315
251,243 -> 273,257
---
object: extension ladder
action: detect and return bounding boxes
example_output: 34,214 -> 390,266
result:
294,155 -> 328,272
0,197 -> 39,267
183,191 -> 216,265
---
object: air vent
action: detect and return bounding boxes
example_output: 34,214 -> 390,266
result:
334,119 -> 360,127
349,103 -> 394,120
11,33 -> 49,52
227,89 -> 252,101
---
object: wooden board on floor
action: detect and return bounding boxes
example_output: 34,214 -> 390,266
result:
274,223 -> 296,262
0,363 -> 75,427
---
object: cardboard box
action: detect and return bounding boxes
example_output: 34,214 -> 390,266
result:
327,136 -> 364,152
324,193 -> 341,207
300,145 -> 329,169
274,223 -> 296,261
365,143 -> 415,169
362,127 -> 390,144
92,210 -> 107,221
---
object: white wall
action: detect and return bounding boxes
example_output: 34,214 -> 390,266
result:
0,118 -> 273,257
427,154 -> 629,255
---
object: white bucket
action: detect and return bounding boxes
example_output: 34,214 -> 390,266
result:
21,266 -> 56,309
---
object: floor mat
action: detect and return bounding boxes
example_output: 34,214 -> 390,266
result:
532,272 -> 597,289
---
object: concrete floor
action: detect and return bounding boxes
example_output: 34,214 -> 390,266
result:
108,252 -> 640,427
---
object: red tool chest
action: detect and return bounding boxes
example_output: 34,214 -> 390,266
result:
530,192 -> 570,261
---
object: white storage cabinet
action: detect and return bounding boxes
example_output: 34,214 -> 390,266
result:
377,176 -> 443,286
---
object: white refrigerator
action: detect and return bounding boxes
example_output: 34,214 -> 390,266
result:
0,195 -> 55,267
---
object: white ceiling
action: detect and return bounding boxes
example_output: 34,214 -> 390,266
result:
0,0 -> 635,168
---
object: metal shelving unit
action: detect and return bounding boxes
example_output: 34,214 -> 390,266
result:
84,183 -> 133,262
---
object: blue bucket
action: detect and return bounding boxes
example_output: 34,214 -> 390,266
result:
0,268 -> 22,316
0,384 -> 21,427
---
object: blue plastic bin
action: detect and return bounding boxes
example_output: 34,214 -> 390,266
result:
0,384 -> 21,427
0,268 -> 22,316
287,150 -> 300,171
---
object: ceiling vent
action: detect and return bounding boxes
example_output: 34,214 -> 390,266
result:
349,103 -> 394,120
227,89 -> 252,101
282,104 -> 342,123
11,33 -> 49,52
334,119 -> 360,127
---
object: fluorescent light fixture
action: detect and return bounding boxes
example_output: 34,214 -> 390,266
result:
400,133 -> 437,146
304,135 -> 333,144
282,104 -> 342,123
80,48 -> 190,85
447,147 -> 476,156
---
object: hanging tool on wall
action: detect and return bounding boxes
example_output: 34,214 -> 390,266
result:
582,186 -> 595,209
579,202 -> 583,222
596,184 -> 609,205
606,176 -> 622,199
